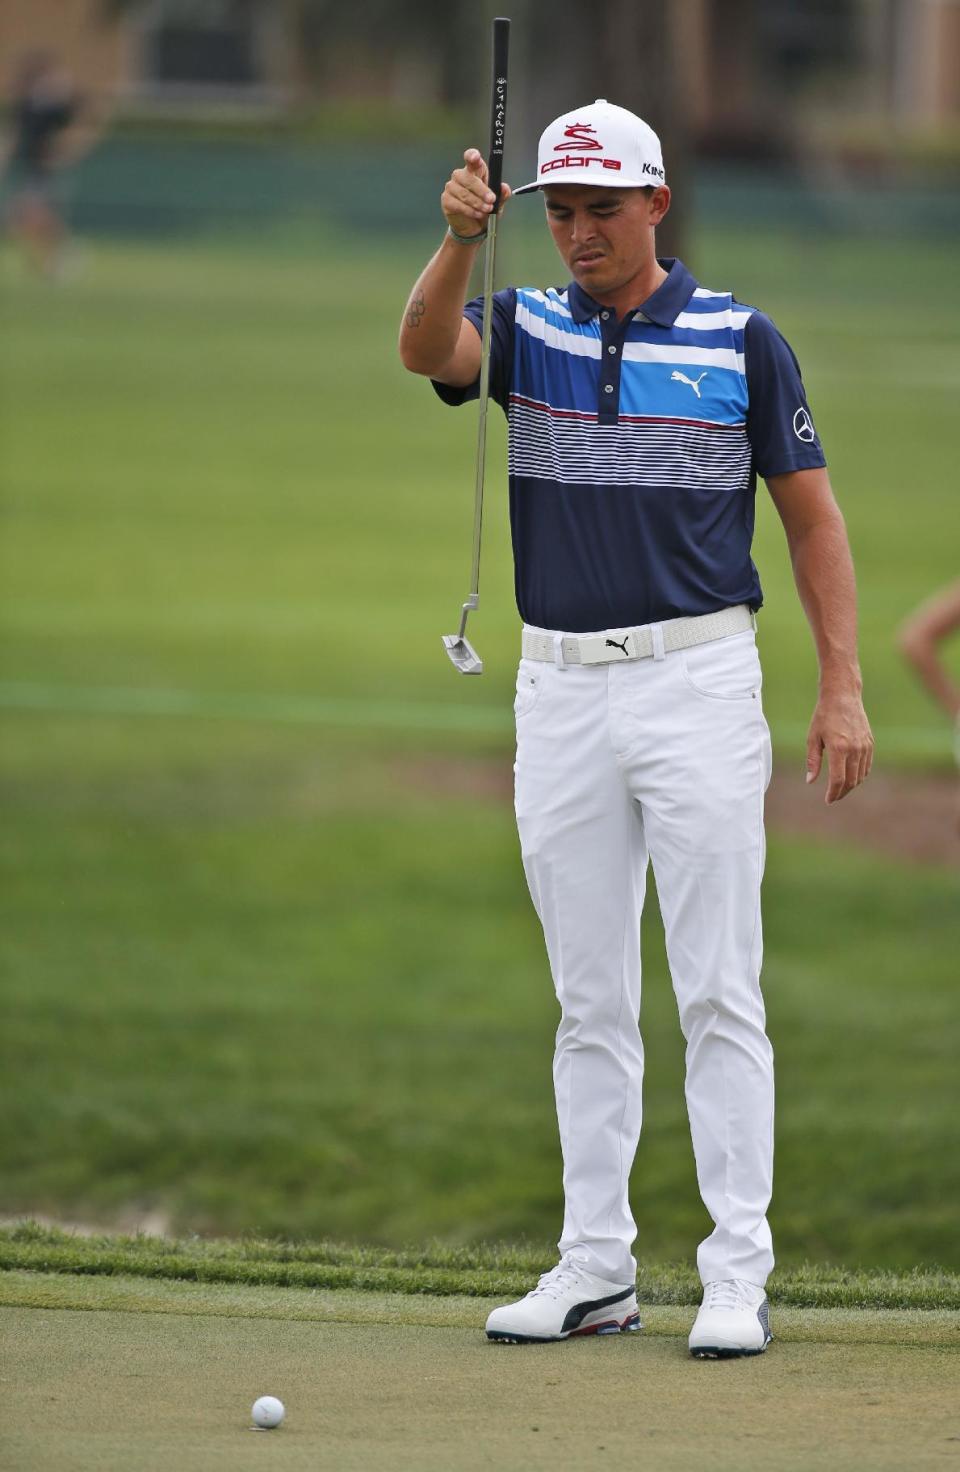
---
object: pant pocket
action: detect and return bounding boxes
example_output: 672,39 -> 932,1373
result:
680,632 -> 762,701
514,659 -> 545,720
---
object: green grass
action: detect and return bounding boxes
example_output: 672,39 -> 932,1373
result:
1,224 -> 958,1271
2,1274 -> 958,1472
2,1225 -> 958,1309
1,728 -> 956,1264
2,224 -> 958,745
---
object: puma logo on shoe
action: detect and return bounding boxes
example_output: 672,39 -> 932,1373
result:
485,1256 -> 640,1343
605,637 -> 629,655
561,1287 -> 636,1333
671,370 -> 708,397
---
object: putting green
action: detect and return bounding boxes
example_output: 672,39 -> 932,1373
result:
1,1272 -> 957,1471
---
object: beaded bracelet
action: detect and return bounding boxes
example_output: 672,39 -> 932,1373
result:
447,224 -> 488,245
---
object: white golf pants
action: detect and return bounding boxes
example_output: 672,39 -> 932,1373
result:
514,625 -> 774,1289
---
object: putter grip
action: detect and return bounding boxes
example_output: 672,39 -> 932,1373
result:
487,17 -> 510,207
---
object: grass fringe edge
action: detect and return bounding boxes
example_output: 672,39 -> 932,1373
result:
1,1223 -> 957,1310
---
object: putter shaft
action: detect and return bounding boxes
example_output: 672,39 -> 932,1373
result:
467,205 -> 500,610
442,15 -> 509,674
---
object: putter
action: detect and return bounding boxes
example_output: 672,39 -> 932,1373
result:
442,16 -> 510,676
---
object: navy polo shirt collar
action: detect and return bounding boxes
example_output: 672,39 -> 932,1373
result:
567,257 -> 698,327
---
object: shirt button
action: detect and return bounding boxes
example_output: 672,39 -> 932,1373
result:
600,310 -> 609,319
607,344 -> 617,354
603,384 -> 614,394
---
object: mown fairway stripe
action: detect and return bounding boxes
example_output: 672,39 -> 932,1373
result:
0,680 -> 952,756
0,680 -> 511,735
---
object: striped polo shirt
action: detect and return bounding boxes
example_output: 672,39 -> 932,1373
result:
434,257 -> 825,632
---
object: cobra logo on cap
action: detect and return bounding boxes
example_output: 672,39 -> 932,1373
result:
554,124 -> 604,152
542,120 -> 622,178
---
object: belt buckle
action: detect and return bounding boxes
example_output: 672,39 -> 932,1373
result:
599,630 -> 637,663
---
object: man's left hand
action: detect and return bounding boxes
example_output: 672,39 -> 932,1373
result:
805,687 -> 874,804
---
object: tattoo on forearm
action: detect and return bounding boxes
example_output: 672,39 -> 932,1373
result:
406,290 -> 426,330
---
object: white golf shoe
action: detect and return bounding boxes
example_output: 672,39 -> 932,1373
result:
688,1278 -> 773,1358
485,1254 -> 641,1344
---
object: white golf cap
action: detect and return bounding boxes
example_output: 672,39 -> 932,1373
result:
513,99 -> 665,195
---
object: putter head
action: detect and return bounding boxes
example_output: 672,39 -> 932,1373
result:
442,633 -> 483,675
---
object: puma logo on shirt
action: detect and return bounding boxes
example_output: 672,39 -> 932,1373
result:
671,370 -> 708,398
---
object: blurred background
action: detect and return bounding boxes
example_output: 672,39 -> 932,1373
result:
1,0 -> 957,1272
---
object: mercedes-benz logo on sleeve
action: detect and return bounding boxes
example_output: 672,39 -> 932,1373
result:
793,407 -> 815,443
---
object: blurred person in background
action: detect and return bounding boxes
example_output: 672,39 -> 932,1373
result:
898,581 -> 960,827
1,51 -> 102,279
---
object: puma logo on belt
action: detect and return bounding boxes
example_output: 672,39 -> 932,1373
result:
605,637 -> 630,655
671,370 -> 708,398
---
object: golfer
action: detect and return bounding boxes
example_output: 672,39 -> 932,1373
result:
398,101 -> 873,1356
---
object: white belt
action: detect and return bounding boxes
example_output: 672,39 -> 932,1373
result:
522,605 -> 755,667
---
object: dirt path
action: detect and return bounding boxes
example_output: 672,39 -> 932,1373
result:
396,757 -> 959,867
765,766 -> 959,866
1,1273 -> 957,1472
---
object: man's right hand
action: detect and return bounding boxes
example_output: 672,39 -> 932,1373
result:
441,149 -> 511,237
399,150 -> 509,382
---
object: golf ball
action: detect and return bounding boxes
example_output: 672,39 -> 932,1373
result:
252,1395 -> 285,1429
